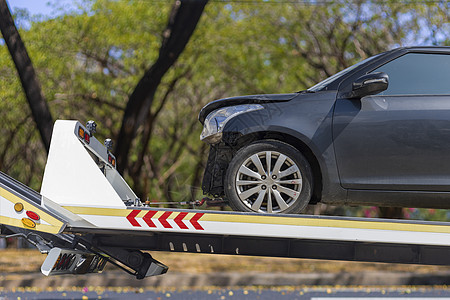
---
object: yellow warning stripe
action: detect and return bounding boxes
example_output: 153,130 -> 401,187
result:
200,213 -> 450,234
65,207 -> 199,221
0,187 -> 65,234
65,206 -> 138,217
63,206 -> 450,234
0,216 -> 63,234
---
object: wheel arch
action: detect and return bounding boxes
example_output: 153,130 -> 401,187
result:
230,130 -> 323,204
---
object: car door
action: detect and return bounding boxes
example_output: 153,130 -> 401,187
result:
333,52 -> 450,191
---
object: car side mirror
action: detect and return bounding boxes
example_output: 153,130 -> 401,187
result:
348,72 -> 389,99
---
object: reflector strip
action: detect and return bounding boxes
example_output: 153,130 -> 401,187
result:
191,213 -> 204,230
174,212 -> 189,229
63,206 -> 450,247
143,210 -> 157,228
64,206 -> 450,234
159,212 -> 173,229
123,209 -> 204,230
126,210 -> 141,227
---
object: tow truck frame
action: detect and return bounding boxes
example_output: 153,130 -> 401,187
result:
1,120 -> 449,279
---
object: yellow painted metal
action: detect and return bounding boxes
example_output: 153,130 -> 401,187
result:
0,187 -> 65,234
63,206 -> 450,234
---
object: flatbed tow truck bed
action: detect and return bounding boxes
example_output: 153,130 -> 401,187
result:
1,120 -> 449,280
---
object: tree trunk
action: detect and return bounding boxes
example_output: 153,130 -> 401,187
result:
0,0 -> 53,153
115,0 -> 208,174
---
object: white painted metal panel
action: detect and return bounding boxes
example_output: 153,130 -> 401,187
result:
40,120 -> 126,208
63,207 -> 450,247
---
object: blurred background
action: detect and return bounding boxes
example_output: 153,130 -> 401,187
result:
0,0 -> 449,252
1,2 -> 450,295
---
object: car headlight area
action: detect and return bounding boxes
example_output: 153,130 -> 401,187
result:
200,104 -> 264,144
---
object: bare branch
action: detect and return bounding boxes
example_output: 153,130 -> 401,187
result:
115,0 -> 208,174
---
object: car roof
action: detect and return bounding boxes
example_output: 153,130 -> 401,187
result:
396,46 -> 450,53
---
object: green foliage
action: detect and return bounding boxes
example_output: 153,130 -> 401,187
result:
0,0 -> 448,218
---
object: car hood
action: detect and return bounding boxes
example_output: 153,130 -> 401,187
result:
198,93 -> 298,124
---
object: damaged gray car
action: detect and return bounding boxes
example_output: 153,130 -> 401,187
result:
199,46 -> 450,214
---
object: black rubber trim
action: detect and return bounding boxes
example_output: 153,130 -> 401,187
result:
65,229 -> 450,266
0,171 -> 41,205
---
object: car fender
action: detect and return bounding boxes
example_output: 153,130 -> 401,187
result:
222,91 -> 347,204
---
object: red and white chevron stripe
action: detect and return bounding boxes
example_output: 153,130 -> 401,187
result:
126,210 -> 204,230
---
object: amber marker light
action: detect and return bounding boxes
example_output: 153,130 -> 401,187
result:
22,218 -> 36,228
78,127 -> 85,139
108,154 -> 116,167
14,202 -> 24,212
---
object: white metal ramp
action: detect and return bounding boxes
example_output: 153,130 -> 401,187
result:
1,120 -> 449,280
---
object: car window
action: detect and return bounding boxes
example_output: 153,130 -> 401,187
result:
372,53 -> 450,95
308,54 -> 382,92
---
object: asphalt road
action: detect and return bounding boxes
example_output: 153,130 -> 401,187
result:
1,287 -> 450,300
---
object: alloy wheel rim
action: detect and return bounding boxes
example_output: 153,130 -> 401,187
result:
235,150 -> 303,213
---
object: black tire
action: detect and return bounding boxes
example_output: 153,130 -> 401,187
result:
224,140 -> 313,214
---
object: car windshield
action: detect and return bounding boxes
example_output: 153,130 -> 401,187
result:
307,54 -> 382,92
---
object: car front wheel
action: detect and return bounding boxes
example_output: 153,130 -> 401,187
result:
224,140 -> 313,214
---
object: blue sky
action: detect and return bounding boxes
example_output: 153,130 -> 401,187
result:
8,0 -> 53,15
7,0 -> 75,16
5,0 -> 448,46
